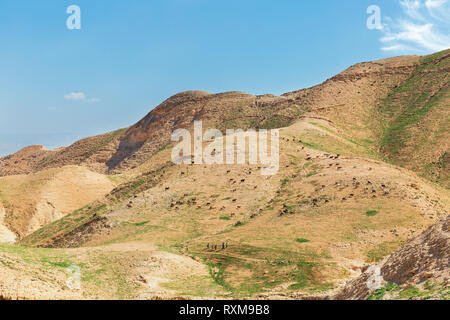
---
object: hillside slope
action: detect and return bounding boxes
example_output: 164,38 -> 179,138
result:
0,92 -> 302,176
336,215 -> 449,300
0,166 -> 116,240
17,120 -> 449,298
378,50 -> 450,188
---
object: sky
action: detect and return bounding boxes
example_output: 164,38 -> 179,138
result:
0,0 -> 449,156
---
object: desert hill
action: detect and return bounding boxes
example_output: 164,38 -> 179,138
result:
14,117 -> 450,299
1,49 -> 448,187
0,166 -> 116,240
0,50 -> 448,300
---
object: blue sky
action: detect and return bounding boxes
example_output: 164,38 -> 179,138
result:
0,0 -> 448,155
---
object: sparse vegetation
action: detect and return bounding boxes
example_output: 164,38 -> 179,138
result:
0,50 -> 448,300
134,221 -> 150,226
367,282 -> 399,300
367,241 -> 403,263
366,210 -> 379,217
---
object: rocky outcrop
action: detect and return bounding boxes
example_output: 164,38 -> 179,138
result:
336,215 -> 450,300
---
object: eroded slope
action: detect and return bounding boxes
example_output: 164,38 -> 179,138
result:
0,166 -> 116,240
336,215 -> 449,300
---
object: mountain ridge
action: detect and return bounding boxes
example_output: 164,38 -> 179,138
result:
3,51 -> 447,186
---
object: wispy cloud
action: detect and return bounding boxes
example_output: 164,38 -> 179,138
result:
64,92 -> 100,103
379,0 -> 450,53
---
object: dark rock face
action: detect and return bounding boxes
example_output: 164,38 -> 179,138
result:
335,215 -> 450,300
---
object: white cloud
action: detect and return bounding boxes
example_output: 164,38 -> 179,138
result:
426,0 -> 447,9
64,92 -> 86,100
378,0 -> 450,53
64,92 -> 100,103
400,0 -> 425,20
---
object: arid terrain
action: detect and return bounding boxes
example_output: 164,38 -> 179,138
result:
0,49 -> 448,300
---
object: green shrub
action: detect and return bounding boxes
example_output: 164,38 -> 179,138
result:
366,210 -> 378,217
